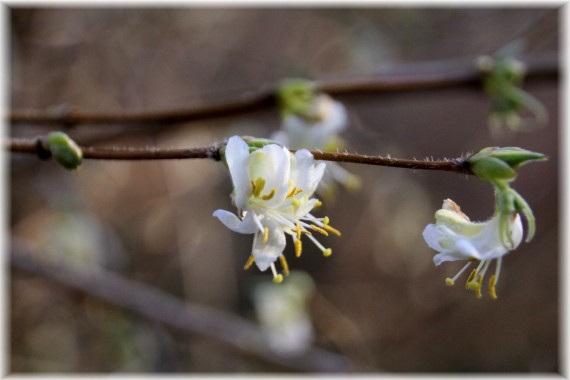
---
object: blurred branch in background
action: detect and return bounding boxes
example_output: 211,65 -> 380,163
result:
8,52 -> 558,128
10,240 -> 362,373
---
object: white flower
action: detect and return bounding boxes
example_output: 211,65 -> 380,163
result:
253,271 -> 316,354
213,136 -> 340,283
272,94 -> 361,197
422,199 -> 523,299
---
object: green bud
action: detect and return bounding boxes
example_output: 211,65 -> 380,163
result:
44,132 -> 83,170
276,79 -> 315,118
470,156 -> 517,181
473,147 -> 547,169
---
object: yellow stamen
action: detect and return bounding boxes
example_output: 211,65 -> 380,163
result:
261,188 -> 276,200
243,255 -> 255,270
489,275 -> 498,300
310,224 -> 329,236
323,248 -> 332,257
314,200 -> 322,208
252,178 -> 265,197
271,264 -> 283,283
295,238 -> 302,257
322,224 -> 341,237
445,278 -> 455,286
466,269 -> 478,285
286,187 -> 303,199
295,222 -> 302,240
263,227 -> 269,244
466,275 -> 483,299
279,255 -> 290,276
322,216 -> 330,225
292,199 -> 300,207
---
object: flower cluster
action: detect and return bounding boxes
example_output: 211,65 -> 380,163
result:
213,136 -> 340,283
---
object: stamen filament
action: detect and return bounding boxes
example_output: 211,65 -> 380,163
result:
271,263 -> 283,283
445,261 -> 473,286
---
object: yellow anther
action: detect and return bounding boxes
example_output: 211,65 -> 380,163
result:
294,238 -> 302,257
295,222 -> 302,240
252,178 -> 265,197
467,275 -> 483,299
466,269 -> 478,284
322,224 -> 341,237
310,224 -> 329,236
279,255 -> 290,276
314,200 -> 322,208
286,187 -> 303,199
292,199 -> 300,207
263,227 -> 269,244
273,274 -> 284,284
323,248 -> 332,257
489,275 -> 498,300
261,188 -> 276,201
322,216 -> 330,225
243,255 -> 255,270
445,278 -> 455,286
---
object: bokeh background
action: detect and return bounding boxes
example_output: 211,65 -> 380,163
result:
8,7 -> 560,373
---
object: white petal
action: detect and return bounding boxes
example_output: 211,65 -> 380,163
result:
226,136 -> 251,210
213,209 -> 258,234
422,224 -> 445,252
252,226 -> 286,271
455,239 -> 483,260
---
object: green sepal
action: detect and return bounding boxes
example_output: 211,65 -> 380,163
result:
44,132 -> 83,170
470,156 -> 517,181
219,136 -> 283,168
511,188 -> 536,242
475,147 -> 548,169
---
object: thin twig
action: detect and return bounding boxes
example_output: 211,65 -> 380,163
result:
10,241 -> 359,372
8,52 -> 558,128
6,138 -> 472,175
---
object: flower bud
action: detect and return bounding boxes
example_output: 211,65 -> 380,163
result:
276,79 -> 316,118
43,132 -> 83,170
469,147 -> 547,182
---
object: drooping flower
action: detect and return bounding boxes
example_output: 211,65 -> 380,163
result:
253,271 -> 316,354
213,136 -> 340,282
272,93 -> 361,198
422,199 -> 524,299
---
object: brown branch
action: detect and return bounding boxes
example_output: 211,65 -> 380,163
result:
10,241 -> 360,372
6,137 -> 472,175
8,52 -> 558,128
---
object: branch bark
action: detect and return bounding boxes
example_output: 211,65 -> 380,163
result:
6,137 -> 472,175
8,52 -> 558,128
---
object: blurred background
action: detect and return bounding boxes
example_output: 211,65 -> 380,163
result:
8,7 -> 559,373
